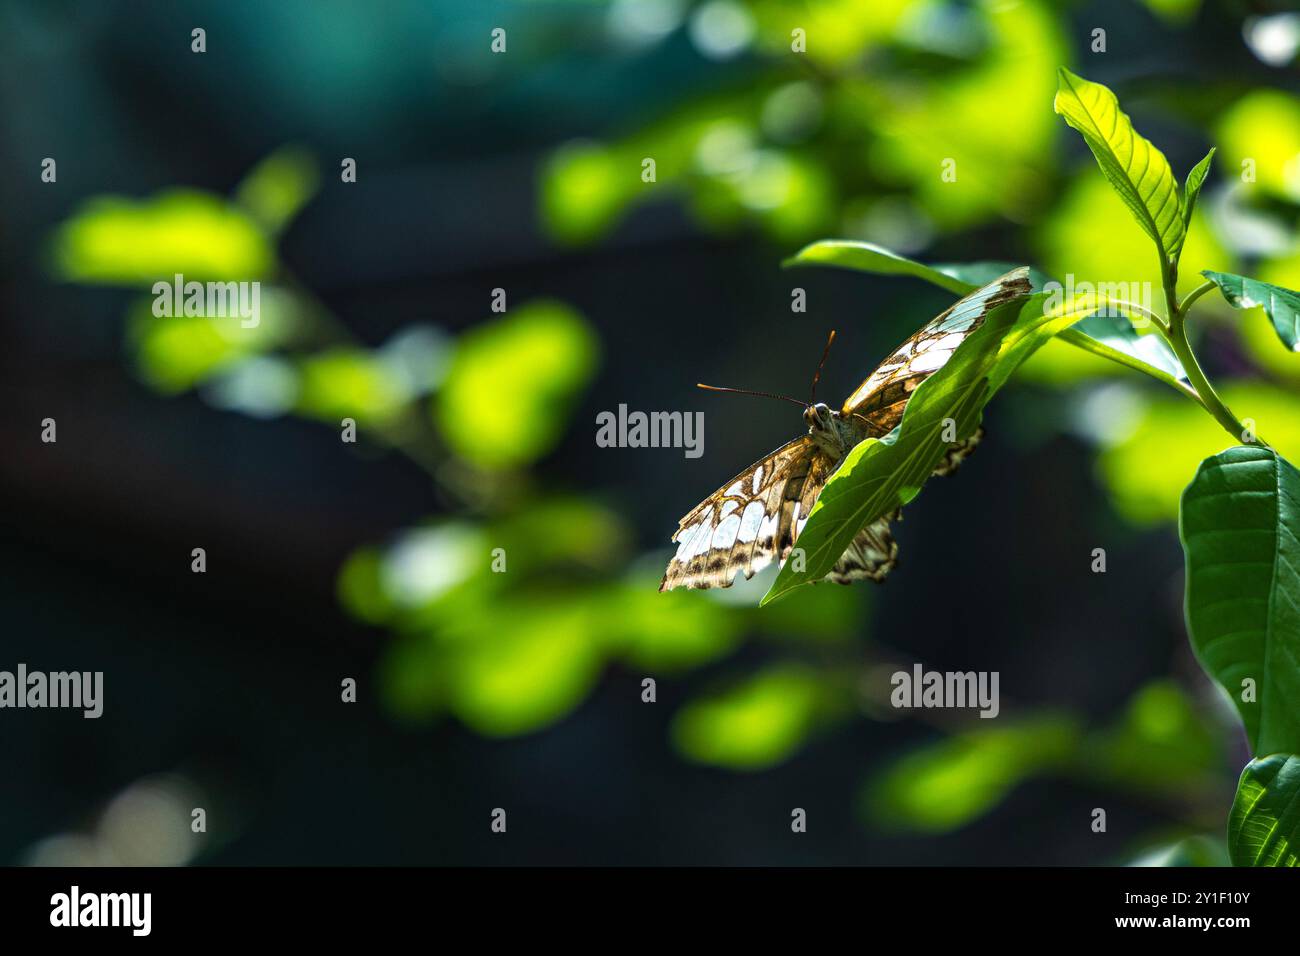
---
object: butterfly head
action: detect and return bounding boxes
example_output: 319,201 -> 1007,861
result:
803,401 -> 836,432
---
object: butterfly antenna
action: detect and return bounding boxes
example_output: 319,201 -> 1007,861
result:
810,329 -> 837,403
696,383 -> 808,408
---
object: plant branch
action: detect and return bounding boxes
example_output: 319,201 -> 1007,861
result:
1160,262 -> 1268,448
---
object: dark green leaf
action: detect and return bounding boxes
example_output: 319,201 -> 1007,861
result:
1201,270 -> 1300,352
1180,446 -> 1300,755
1228,753 -> 1300,867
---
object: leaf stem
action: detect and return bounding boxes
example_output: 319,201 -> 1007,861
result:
1178,279 -> 1216,315
1161,265 -> 1267,448
1106,299 -> 1168,333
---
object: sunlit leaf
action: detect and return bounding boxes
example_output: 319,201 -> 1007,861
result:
1180,446 -> 1300,756
1054,68 -> 1184,261
1050,312 -> 1190,396
297,348 -> 409,424
51,189 -> 273,284
607,583 -> 742,672
1228,753 -> 1300,866
784,239 -> 971,294
540,141 -> 633,245
671,665 -> 837,771
1201,270 -> 1300,353
445,597 -> 606,737
436,301 -> 597,470
1180,148 -> 1215,243
865,717 -> 1079,833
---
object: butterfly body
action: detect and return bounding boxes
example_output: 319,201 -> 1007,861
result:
659,267 -> 1031,593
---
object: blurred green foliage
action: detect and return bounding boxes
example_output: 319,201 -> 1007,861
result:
866,681 -> 1224,834
435,302 -> 598,470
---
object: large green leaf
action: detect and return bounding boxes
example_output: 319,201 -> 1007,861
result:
1201,270 -> 1300,353
1228,753 -> 1300,867
763,276 -> 1097,604
1179,446 -> 1300,755
1054,68 -> 1184,261
784,242 -> 1190,398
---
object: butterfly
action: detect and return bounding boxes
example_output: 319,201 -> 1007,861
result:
660,268 -> 1032,591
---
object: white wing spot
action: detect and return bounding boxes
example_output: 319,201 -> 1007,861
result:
711,513 -> 741,550
911,350 -> 948,372
738,501 -> 765,543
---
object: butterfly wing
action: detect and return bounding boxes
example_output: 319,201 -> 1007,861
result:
825,512 -> 899,584
842,268 -> 1032,434
660,436 -> 837,591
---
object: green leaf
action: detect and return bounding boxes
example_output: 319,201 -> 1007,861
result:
1057,312 -> 1191,397
50,189 -> 274,284
436,301 -> 597,470
784,241 -> 1186,396
1179,148 -> 1215,245
670,665 -> 838,771
1180,446 -> 1300,756
1228,754 -> 1300,867
1054,68 -> 1184,261
783,240 -> 973,295
1201,270 -> 1300,353
763,273 -> 1095,604
864,717 -> 1079,833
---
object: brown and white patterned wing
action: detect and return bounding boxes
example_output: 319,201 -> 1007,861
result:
660,436 -> 836,591
842,268 -> 1031,435
826,512 -> 899,584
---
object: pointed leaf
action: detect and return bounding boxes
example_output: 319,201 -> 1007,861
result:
1228,753 -> 1300,867
1201,270 -> 1300,352
1054,68 -> 1184,260
1179,148 -> 1215,248
1179,446 -> 1300,756
784,240 -> 972,294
